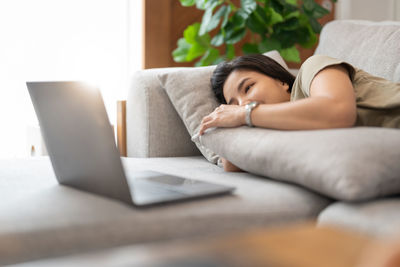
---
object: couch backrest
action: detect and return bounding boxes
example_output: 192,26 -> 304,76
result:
126,68 -> 202,158
315,20 -> 400,82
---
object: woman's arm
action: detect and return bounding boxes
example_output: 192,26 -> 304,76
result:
251,65 -> 357,130
200,65 -> 357,134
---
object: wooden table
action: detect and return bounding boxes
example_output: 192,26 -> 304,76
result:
130,223 -> 372,267
28,222 -> 374,267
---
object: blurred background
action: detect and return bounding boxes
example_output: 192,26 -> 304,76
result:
0,0 -> 142,158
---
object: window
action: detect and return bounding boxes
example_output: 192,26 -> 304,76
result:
0,0 -> 142,158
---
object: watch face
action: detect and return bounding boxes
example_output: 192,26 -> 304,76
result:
250,101 -> 258,108
246,101 -> 254,107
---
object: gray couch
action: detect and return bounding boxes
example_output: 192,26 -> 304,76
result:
1,20 -> 399,265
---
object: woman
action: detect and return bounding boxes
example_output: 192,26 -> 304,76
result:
199,54 -> 400,171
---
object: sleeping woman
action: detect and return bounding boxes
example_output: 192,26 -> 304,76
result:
198,54 -> 400,172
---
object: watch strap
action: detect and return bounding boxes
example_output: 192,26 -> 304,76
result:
245,101 -> 259,127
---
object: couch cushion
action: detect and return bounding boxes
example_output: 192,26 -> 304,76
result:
200,127 -> 400,201
158,66 -> 219,164
317,198 -> 400,237
315,20 -> 400,82
0,157 -> 330,265
127,68 -> 202,158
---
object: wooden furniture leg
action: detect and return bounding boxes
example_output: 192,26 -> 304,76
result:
117,100 -> 127,157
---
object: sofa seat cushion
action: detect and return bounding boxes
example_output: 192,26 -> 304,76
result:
0,157 -> 330,265
317,198 -> 400,237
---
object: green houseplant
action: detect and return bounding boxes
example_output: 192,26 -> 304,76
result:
173,0 -> 336,66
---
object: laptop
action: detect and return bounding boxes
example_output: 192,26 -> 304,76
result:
27,81 -> 235,206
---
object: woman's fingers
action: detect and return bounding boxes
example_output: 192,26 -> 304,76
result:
199,104 -> 246,135
201,115 -> 212,124
199,119 -> 216,135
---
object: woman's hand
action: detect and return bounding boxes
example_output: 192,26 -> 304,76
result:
221,158 -> 243,172
357,239 -> 400,267
199,104 -> 246,135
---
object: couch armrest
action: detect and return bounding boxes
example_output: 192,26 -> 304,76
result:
126,68 -> 201,158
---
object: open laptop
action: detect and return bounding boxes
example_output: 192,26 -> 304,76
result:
27,81 -> 234,206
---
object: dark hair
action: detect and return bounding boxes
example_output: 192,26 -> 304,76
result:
211,54 -> 296,104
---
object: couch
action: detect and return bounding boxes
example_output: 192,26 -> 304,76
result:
0,20 -> 399,265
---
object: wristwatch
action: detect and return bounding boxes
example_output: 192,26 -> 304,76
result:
245,101 -> 259,127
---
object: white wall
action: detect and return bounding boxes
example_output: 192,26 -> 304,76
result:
0,0 -> 143,159
336,0 -> 400,21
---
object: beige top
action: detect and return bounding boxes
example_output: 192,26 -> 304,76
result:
290,55 -> 400,128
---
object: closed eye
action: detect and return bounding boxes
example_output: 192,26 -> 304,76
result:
245,83 -> 254,93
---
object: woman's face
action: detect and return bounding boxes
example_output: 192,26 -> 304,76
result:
223,69 -> 291,106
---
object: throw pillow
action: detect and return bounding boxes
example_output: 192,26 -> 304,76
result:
199,126 -> 400,201
158,66 -> 219,163
158,51 -> 289,164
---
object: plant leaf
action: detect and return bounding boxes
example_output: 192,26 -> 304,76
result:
221,4 -> 232,27
271,29 -> 296,48
271,0 -> 284,13
205,0 -> 219,9
312,4 -> 329,19
180,0 -> 196,7
184,23 -> 211,47
173,0 -> 335,65
226,44 -> 235,59
199,0 -> 220,35
279,46 -> 300,62
196,0 -> 208,10
285,0 -> 297,5
308,16 -> 322,33
184,23 -> 201,44
196,31 -> 211,47
223,10 -> 246,42
246,5 -> 269,35
241,0 -> 257,15
187,42 -> 208,61
284,10 -> 300,20
234,8 -> 250,24
212,56 -> 225,65
172,38 -> 191,62
225,28 -> 247,44
296,25 -> 317,48
207,5 -> 228,33
258,37 -> 281,52
211,31 -> 224,46
199,9 -> 213,35
182,22 -> 211,61
196,48 -> 220,66
242,43 -> 260,54
302,0 -> 315,11
268,7 -> 284,24
278,17 -> 299,31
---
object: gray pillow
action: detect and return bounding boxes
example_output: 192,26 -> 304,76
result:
158,66 -> 219,163
200,126 -> 400,201
158,51 -> 289,164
